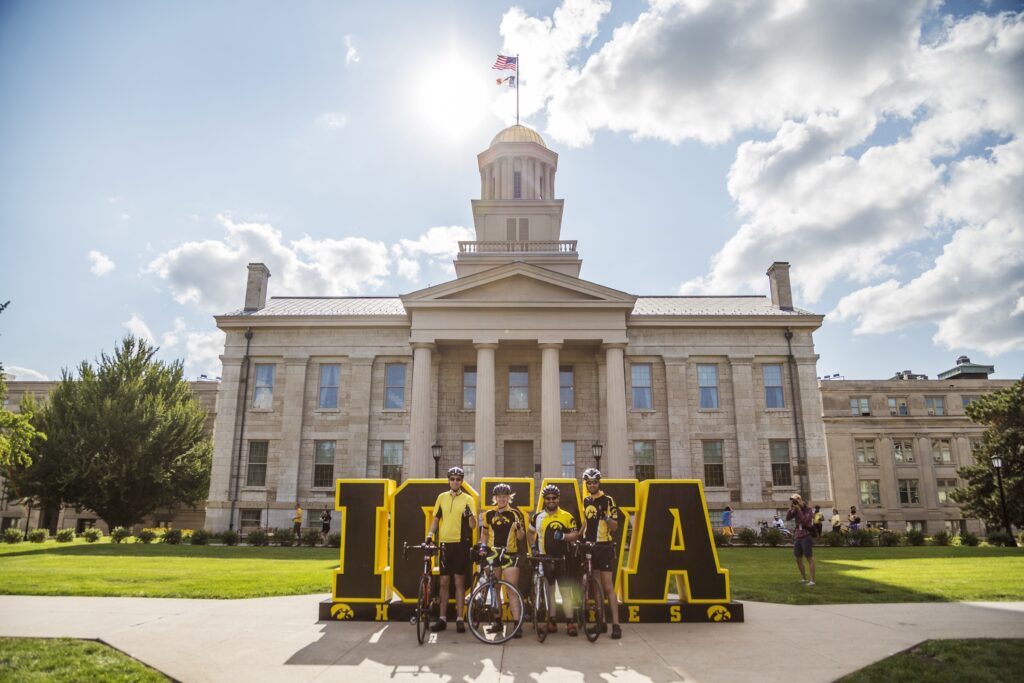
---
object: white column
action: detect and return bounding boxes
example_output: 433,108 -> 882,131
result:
729,356 -> 761,503
474,343 -> 497,480
206,355 -> 242,530
347,356 -> 374,477
409,343 -> 435,479
604,343 -> 629,479
276,355 -> 310,503
663,355 -> 692,478
540,343 -> 563,479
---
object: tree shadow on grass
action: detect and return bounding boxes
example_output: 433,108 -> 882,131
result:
0,543 -> 339,562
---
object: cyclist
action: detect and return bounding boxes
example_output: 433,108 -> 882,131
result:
480,483 -> 526,639
528,484 -> 580,637
580,468 -> 622,640
426,466 -> 477,633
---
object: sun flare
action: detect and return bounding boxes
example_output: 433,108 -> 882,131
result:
414,53 -> 493,140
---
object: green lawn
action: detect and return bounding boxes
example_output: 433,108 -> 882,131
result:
0,637 -> 169,682
836,639 -> 1024,683
0,539 -> 337,599
719,546 -> 1024,604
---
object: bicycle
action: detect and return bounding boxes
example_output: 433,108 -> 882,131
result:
525,552 -> 565,643
574,541 -> 606,642
403,541 -> 438,644
466,544 -> 525,644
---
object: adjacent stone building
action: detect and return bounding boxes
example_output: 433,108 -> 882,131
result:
204,125 -> 831,532
821,357 -> 1014,534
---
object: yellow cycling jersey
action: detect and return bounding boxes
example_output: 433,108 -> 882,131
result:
582,492 -> 618,543
483,508 -> 525,554
432,490 -> 476,543
533,507 -> 577,556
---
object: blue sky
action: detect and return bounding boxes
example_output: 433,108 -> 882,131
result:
1,0 -> 1022,382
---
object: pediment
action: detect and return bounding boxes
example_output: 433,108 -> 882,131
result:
401,262 -> 636,309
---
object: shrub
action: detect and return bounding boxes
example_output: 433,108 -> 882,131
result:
824,531 -> 845,547
906,529 -> 926,546
301,529 -> 321,547
162,528 -> 183,545
141,527 -> 165,540
962,531 -> 980,546
846,529 -> 869,547
219,529 -> 240,546
931,530 -> 950,546
273,528 -> 295,547
878,531 -> 902,547
110,526 -> 132,544
985,531 -> 1015,547
190,529 -> 211,546
763,528 -> 783,547
56,528 -> 75,543
712,531 -> 727,547
137,529 -> 157,544
82,527 -> 103,543
326,532 -> 341,548
246,529 -> 270,546
4,527 -> 24,543
27,529 -> 48,543
736,528 -> 758,547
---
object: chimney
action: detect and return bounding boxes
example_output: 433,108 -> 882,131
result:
244,263 -> 271,312
766,262 -> 793,310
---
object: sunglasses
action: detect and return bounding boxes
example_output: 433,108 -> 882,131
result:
449,477 -> 463,481
544,496 -> 559,501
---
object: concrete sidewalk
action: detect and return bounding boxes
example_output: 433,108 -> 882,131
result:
1,595 -> 1022,683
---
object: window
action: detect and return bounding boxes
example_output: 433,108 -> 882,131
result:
770,441 -> 792,486
313,441 -> 335,488
539,175 -> 545,199
905,520 -> 924,532
384,364 -> 406,409
893,439 -> 915,463
898,479 -> 920,505
633,441 -> 655,481
961,395 -> 980,409
631,363 -> 653,410
513,171 -> 522,198
698,364 -> 719,409
240,509 -> 262,530
925,396 -> 946,416
318,364 -> 340,409
708,510 -> 723,528
887,397 -> 909,416
969,437 -> 982,454
859,480 -> 881,505
764,364 -> 785,408
703,441 -> 725,487
849,397 -> 870,416
561,442 -> 576,479
462,442 -> 476,485
245,441 -> 268,487
854,439 -> 876,464
560,366 -> 575,409
508,366 -> 529,409
931,439 -> 952,463
944,519 -> 965,535
252,364 -> 275,409
382,441 -> 404,483
463,366 -> 477,410
506,217 -> 529,240
937,478 -> 958,504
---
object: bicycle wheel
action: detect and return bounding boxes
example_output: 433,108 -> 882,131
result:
533,575 -> 548,643
578,575 -> 605,642
496,579 -> 524,642
416,575 -> 430,644
467,581 -> 502,644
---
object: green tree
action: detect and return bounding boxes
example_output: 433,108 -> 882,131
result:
1,299 -> 45,468
951,378 -> 1024,529
12,337 -> 212,529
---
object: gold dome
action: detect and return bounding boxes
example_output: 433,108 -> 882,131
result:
490,124 -> 547,148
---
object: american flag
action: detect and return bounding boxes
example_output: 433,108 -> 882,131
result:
492,54 -> 517,70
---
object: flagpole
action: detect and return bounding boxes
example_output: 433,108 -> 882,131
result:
516,54 -> 520,126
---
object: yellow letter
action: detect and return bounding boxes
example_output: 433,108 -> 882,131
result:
670,605 -> 682,622
628,605 -> 640,623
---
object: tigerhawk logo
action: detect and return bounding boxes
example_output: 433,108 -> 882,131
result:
585,505 -> 598,519
706,605 -> 731,622
331,603 -> 355,620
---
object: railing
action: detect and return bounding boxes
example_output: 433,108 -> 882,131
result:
459,240 -> 577,254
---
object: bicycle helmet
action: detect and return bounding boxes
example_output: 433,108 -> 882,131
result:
447,466 -> 465,478
541,484 -> 560,497
582,468 -> 602,482
492,483 -> 512,496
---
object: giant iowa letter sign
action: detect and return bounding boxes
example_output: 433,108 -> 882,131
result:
322,478 -> 742,623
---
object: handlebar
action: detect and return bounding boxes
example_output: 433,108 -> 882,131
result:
402,541 -> 438,560
527,554 -> 565,564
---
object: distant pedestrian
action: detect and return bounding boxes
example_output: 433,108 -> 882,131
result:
319,509 -> 331,545
722,506 -> 734,546
830,508 -> 842,533
812,505 -> 823,538
848,506 -> 860,532
293,504 -> 303,539
786,494 -> 816,586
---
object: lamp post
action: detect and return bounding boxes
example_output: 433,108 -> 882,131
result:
431,442 -> 442,479
592,441 -> 603,473
991,455 -> 1017,546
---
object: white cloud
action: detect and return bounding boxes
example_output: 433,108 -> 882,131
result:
184,328 -> 225,379
161,317 -> 187,348
145,214 -> 391,313
123,313 -> 156,344
397,258 -> 421,282
3,365 -> 49,381
88,250 -> 115,276
316,112 -> 349,129
391,225 -> 474,277
345,34 -> 360,66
